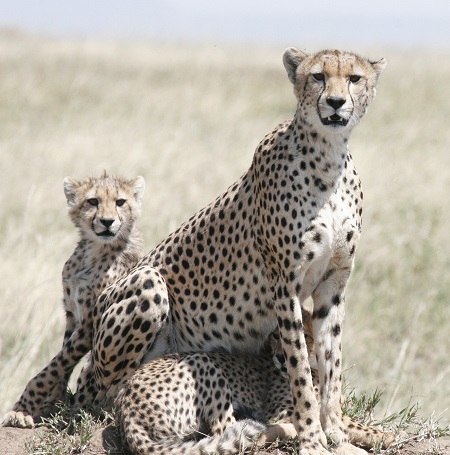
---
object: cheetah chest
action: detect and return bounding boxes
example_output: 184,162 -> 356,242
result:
299,192 -> 361,301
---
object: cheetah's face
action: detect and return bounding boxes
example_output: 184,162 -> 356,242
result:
283,48 -> 386,134
63,173 -> 145,244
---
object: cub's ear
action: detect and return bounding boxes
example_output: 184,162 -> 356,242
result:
283,47 -> 308,84
63,177 -> 78,206
370,58 -> 387,79
132,176 -> 145,206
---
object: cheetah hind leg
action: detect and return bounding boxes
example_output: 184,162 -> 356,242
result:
88,267 -> 172,405
342,415 -> 396,450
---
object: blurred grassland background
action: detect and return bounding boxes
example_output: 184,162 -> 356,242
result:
0,31 -> 449,424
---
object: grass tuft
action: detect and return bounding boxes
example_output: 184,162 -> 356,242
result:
25,401 -> 115,455
343,389 -> 450,455
343,387 -> 385,425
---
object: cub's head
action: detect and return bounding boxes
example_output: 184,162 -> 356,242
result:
283,48 -> 386,134
63,172 -> 145,244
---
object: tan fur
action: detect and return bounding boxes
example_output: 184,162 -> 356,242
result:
5,48 -> 385,455
2,173 -> 145,428
116,332 -> 395,455
53,47 -> 385,455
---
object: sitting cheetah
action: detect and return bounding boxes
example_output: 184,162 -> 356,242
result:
76,48 -> 386,455
116,326 -> 395,455
2,172 -> 145,428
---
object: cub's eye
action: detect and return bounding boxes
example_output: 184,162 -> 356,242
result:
349,75 -> 361,83
116,199 -> 126,207
312,73 -> 325,81
87,198 -> 99,206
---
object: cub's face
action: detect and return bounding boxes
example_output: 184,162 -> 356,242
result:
64,174 -> 145,244
283,48 -> 386,134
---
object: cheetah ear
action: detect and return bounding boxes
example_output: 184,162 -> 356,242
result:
370,58 -> 387,79
132,176 -> 145,207
63,177 -> 78,207
283,47 -> 308,84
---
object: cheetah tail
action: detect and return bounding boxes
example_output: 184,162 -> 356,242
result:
196,420 -> 266,454
122,419 -> 266,455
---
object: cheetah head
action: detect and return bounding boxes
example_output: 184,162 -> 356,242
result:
283,48 -> 386,133
63,172 -> 145,244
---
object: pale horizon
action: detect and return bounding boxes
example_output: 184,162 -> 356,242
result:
0,0 -> 449,50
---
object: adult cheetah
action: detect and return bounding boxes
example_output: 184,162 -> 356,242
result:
2,173 -> 145,428
76,48 -> 386,455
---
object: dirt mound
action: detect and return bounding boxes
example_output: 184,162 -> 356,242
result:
0,425 -> 124,455
0,426 -> 449,455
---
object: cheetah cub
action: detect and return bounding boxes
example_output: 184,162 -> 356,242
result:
2,172 -> 145,428
116,324 -> 395,455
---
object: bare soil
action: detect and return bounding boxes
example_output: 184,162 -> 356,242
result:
1,426 -> 449,455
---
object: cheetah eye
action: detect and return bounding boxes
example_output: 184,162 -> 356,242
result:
312,73 -> 325,81
116,199 -> 126,207
87,198 -> 99,206
349,75 -> 361,83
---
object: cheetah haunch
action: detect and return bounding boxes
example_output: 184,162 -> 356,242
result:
70,48 -> 386,455
2,173 -> 145,428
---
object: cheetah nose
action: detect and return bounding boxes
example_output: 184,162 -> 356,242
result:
326,96 -> 346,110
100,218 -> 114,228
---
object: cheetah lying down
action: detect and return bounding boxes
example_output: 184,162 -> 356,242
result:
116,330 -> 395,455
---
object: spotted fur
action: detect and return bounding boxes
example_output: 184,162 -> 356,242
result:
116,329 -> 395,455
1,173 -> 145,428
75,48 -> 386,455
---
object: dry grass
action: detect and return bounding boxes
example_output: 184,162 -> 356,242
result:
0,32 -> 448,426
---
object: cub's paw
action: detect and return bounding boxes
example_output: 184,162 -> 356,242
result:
299,444 -> 332,455
2,410 -> 35,428
258,422 -> 297,444
332,442 -> 368,455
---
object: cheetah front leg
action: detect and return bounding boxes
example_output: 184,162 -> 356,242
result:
311,265 -> 367,455
275,283 -> 329,455
2,323 -> 91,428
263,330 -> 395,452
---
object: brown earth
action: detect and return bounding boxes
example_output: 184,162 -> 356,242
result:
1,426 -> 449,455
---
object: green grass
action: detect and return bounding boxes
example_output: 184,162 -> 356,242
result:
23,390 -> 450,455
24,401 -> 117,455
0,31 -> 448,431
342,391 -> 450,455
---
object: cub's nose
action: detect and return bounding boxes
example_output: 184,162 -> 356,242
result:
326,97 -> 346,110
100,218 -> 114,228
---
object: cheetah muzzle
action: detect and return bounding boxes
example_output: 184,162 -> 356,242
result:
321,113 -> 349,127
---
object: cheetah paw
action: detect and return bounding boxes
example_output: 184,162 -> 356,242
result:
332,442 -> 368,455
299,445 -> 332,455
1,410 -> 35,428
258,422 -> 297,444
